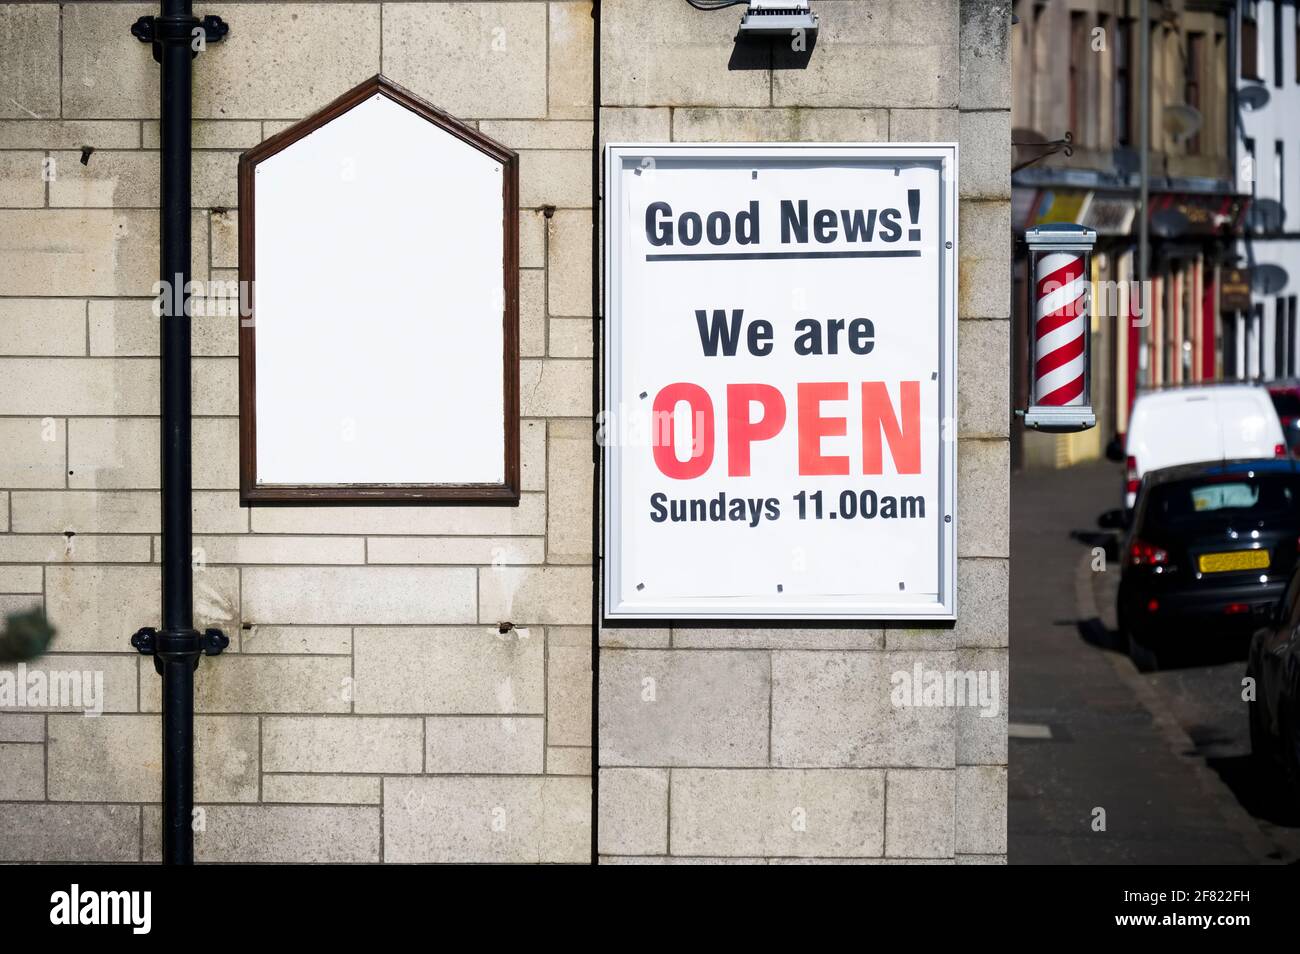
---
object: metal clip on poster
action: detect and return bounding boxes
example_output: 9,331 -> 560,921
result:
1021,223 -> 1098,433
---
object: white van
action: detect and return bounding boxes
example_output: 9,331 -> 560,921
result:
1118,384 -> 1286,509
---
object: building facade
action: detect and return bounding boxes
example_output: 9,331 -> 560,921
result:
0,1 -> 1011,864
596,0 -> 1011,864
1235,0 -> 1300,379
0,0 -> 596,863
1011,0 -> 1247,469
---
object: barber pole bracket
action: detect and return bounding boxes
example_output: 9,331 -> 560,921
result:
1020,223 -> 1097,433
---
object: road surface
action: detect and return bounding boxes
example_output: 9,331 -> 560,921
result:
1010,461 -> 1299,864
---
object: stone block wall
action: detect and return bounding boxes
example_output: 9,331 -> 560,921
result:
0,0 -> 1010,864
0,0 -> 593,863
596,0 -> 1011,864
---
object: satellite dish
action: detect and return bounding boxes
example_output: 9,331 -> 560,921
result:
1162,104 -> 1203,143
1239,85 -> 1270,111
1248,198 -> 1285,233
1112,147 -> 1140,176
1253,264 -> 1289,295
1151,208 -> 1190,238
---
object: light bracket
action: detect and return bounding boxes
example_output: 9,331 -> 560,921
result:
738,1 -> 819,38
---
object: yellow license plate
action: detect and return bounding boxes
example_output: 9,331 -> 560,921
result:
1198,550 -> 1270,573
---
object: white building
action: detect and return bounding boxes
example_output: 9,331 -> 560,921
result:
1235,0 -> 1300,380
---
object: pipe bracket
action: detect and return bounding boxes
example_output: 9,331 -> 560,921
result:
131,625 -> 228,673
131,13 -> 229,62
201,627 -> 231,656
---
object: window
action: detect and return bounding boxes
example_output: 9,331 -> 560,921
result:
1242,1 -> 1260,80
1255,302 -> 1266,378
1223,313 -> 1238,377
1289,297 -> 1299,376
1275,0 -> 1285,87
1013,0 -> 1032,127
1292,297 -> 1300,374
1186,32 -> 1204,154
1277,296 -> 1289,377
1277,140 -> 1285,215
1032,3 -> 1048,131
1143,473 -> 1300,531
1069,12 -> 1089,143
1214,31 -> 1226,159
1116,19 -> 1133,146
1272,390 -> 1300,418
1245,136 -> 1257,200
1099,13 -> 1111,147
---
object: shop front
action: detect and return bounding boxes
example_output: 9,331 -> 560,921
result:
1012,183 -> 1248,469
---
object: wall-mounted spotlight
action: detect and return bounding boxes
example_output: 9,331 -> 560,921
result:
685,1 -> 819,40
738,1 -> 819,38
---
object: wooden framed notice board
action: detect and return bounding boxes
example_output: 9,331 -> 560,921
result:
238,75 -> 520,505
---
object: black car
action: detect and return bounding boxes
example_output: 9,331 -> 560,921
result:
1247,569 -> 1300,802
1116,458 -> 1300,671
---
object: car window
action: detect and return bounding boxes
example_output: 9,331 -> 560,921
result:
1189,482 -> 1259,511
1272,393 -> 1300,418
1141,473 -> 1299,531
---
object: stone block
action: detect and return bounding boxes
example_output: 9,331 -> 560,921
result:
262,716 -> 423,774
382,2 -> 546,118
424,716 -> 545,774
383,775 -> 589,863
0,418 -> 65,488
0,804 -> 138,862
772,0 -> 959,108
958,200 -> 1011,318
478,566 -> 593,626
600,0 -> 768,107
597,767 -> 668,856
956,764 -> 1007,854
599,650 -> 769,766
549,2 -> 594,119
353,626 -> 544,714
0,3 -> 59,119
242,566 -> 476,625
771,651 -> 957,768
670,769 -> 885,857
885,767 -> 955,857
958,319 -> 1010,437
957,439 -> 1009,557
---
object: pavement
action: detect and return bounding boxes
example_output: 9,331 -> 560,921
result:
1009,460 -> 1300,864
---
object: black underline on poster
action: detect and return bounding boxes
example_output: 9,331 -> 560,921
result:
646,249 -> 924,262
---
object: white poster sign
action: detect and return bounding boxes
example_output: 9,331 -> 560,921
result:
603,144 -> 958,620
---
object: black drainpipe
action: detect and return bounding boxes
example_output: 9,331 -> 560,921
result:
127,0 -> 230,866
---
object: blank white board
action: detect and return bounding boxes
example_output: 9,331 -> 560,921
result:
240,77 -> 519,503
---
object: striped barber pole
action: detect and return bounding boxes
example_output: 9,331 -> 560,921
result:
1033,251 -> 1088,406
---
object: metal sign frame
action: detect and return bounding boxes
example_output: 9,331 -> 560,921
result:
602,143 -> 959,622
